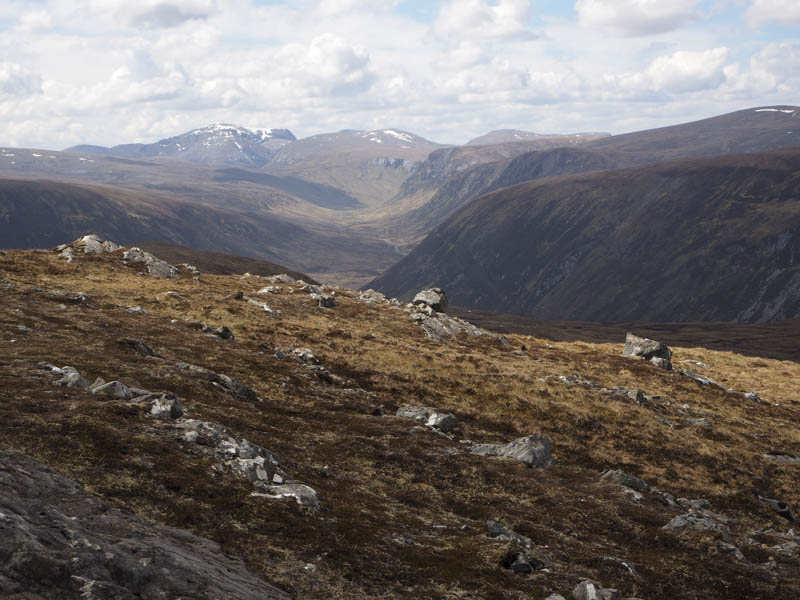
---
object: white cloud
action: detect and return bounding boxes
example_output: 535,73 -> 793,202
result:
274,33 -> 376,97
0,63 -> 43,98
746,0 -> 800,27
433,0 -> 537,42
575,0 -> 701,36
645,47 -> 730,92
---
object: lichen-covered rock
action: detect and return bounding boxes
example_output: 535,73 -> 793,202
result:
623,333 -> 672,370
396,405 -> 457,433
413,288 -> 448,313
472,435 -> 553,468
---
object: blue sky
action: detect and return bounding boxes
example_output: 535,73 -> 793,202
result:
0,0 -> 797,148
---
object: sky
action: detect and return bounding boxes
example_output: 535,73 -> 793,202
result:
0,0 -> 798,148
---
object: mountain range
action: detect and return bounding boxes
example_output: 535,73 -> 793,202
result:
2,105 -> 800,321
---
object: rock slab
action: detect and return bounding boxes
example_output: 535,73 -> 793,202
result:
0,451 -> 289,600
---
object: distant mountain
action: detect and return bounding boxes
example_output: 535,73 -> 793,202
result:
264,129 -> 446,207
66,124 -> 296,168
385,106 -> 800,244
368,148 -> 800,323
466,130 -> 609,146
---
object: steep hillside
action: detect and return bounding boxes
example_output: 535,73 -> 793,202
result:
383,106 -> 800,245
1,244 -> 799,599
369,148 -> 800,323
66,123 -> 296,168
0,178 -> 396,285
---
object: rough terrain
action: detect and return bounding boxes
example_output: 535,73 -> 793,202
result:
1,242 -> 799,599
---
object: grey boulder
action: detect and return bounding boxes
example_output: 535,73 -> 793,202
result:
413,288 -> 448,313
601,469 -> 649,492
122,247 -> 178,278
623,333 -> 672,370
318,295 -> 336,308
472,435 -> 553,468
56,367 -> 90,389
572,580 -> 618,600
91,381 -> 132,400
147,394 -> 184,420
396,405 -> 457,433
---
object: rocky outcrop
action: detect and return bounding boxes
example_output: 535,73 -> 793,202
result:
0,451 -> 289,600
623,333 -> 673,370
175,420 -> 319,508
413,288 -> 448,313
122,247 -> 178,278
471,434 -> 553,468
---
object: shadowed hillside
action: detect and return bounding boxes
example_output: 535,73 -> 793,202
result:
369,148 -> 800,323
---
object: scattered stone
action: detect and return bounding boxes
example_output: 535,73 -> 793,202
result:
122,247 -> 178,278
759,496 -> 795,522
764,452 -> 800,465
683,417 -> 713,428
318,294 -> 336,308
126,305 -> 147,314
546,596 -> 567,600
682,359 -> 709,369
472,435 -> 553,468
556,374 -> 597,388
292,348 -> 320,365
267,274 -> 296,284
744,391 -> 763,403
572,579 -> 618,600
146,394 -> 184,420
601,470 -> 649,492
91,380 -> 133,400
256,286 -> 282,294
202,325 -> 235,340
247,298 -> 273,313
227,291 -> 245,300
602,556 -> 638,577
359,289 -> 386,305
413,288 -> 448,313
500,545 -> 543,574
486,520 -> 531,549
117,338 -> 160,357
663,512 -> 733,543
55,367 -> 90,389
212,374 -> 260,403
678,498 -> 711,510
396,405 -> 457,433
178,263 -> 200,274
623,333 -> 672,370
718,540 -> 747,562
68,234 -> 120,254
252,484 -> 320,509
300,284 -> 323,295
178,419 -> 285,484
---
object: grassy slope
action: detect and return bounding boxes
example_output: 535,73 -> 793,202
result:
0,248 -> 798,599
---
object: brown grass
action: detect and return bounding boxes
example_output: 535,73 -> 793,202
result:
0,247 -> 798,599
